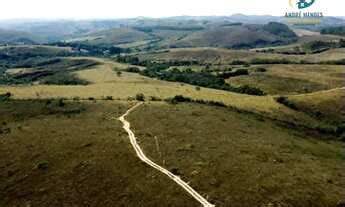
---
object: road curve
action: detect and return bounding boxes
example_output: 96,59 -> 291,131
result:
118,102 -> 215,207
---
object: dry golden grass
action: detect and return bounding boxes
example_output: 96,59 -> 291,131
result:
5,68 -> 34,75
228,64 -> 345,95
293,29 -> 320,37
128,102 -> 345,206
0,57 -> 333,129
140,47 -> 345,63
289,88 -> 345,123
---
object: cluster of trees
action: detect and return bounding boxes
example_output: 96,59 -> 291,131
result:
321,26 -> 345,36
249,58 -> 294,64
302,40 -> 345,53
165,95 -> 226,107
275,96 -> 298,110
218,69 -> 249,79
138,64 -> 265,96
0,55 -> 97,85
0,92 -> 11,101
263,22 -> 297,39
40,72 -> 90,85
133,26 -> 204,33
230,58 -> 296,65
115,55 -> 200,67
48,42 -> 127,56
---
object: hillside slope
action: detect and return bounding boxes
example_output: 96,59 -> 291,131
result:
169,22 -> 297,49
73,28 -> 155,46
0,29 -> 44,44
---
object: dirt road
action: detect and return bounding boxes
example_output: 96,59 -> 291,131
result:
118,102 -> 215,207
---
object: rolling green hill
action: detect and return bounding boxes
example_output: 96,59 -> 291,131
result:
168,22 -> 297,49
0,29 -> 45,44
71,27 -> 155,47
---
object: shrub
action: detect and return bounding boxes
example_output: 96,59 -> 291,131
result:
45,99 -> 52,105
231,60 -> 247,65
315,124 -> 337,135
135,93 -> 145,101
275,96 -> 298,110
149,96 -> 162,101
0,92 -> 12,101
41,73 -> 89,85
255,67 -> 267,72
37,161 -> 49,171
236,85 -> 265,96
57,99 -> 65,107
250,58 -> 293,64
105,96 -> 113,100
116,71 -> 122,77
243,63 -> 251,67
195,86 -> 201,91
165,95 -> 226,107
165,95 -> 191,104
139,63 -> 264,96
336,124 -> 345,135
126,67 -> 140,73
219,69 -> 249,79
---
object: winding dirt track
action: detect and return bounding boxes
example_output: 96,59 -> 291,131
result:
118,102 -> 215,207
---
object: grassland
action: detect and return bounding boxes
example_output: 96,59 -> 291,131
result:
288,88 -> 345,125
169,23 -> 297,49
227,64 -> 345,95
138,47 -> 345,64
0,41 -> 344,206
74,28 -> 156,47
128,102 -> 345,206
1,56 -> 341,134
0,99 -> 204,206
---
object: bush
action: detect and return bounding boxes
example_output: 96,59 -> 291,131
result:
135,93 -> 145,101
236,85 -> 265,96
41,73 -> 90,85
165,95 -> 226,107
0,92 -> 11,101
255,67 -> 267,72
231,60 -> 248,65
57,99 -> 65,107
316,124 -> 337,135
139,62 -> 264,96
149,96 -> 162,101
165,95 -> 191,104
37,161 -> 49,170
219,69 -> 249,79
243,63 -> 251,67
105,96 -> 113,100
126,67 -> 140,73
336,124 -> 345,135
275,96 -> 298,110
250,58 -> 293,64
116,71 -> 122,77
321,26 -> 345,36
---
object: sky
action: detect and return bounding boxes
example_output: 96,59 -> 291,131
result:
0,0 -> 343,20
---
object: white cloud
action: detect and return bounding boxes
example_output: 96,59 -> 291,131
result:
0,0 -> 342,20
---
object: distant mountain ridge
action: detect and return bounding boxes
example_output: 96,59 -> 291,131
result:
0,15 -> 344,47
